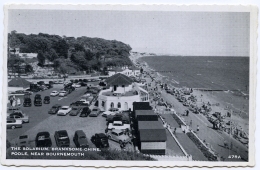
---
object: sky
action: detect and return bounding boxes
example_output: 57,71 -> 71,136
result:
8,10 -> 250,56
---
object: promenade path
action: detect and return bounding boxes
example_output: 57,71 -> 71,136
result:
144,73 -> 248,162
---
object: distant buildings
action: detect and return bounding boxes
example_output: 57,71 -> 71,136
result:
108,66 -> 141,77
98,73 -> 149,111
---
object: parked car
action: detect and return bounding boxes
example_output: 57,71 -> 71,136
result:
73,130 -> 89,148
106,114 -> 130,124
107,121 -> 130,131
15,135 -> 30,147
50,91 -> 59,96
107,129 -> 131,144
108,108 -> 120,113
23,98 -> 32,107
34,94 -> 42,106
35,131 -> 52,147
6,118 -> 23,129
54,130 -> 70,147
89,107 -> 101,117
69,107 -> 82,116
102,111 -> 116,117
8,111 -> 29,123
91,133 -> 109,148
48,104 -> 62,114
79,107 -> 91,117
59,91 -> 68,97
57,106 -> 72,116
44,96 -> 50,104
72,83 -> 81,88
70,101 -> 85,107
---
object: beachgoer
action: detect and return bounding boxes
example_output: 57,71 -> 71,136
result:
9,96 -> 14,107
186,110 -> 189,116
197,125 -> 200,132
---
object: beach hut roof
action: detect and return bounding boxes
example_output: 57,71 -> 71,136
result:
139,129 -> 167,142
138,121 -> 164,130
8,77 -> 31,88
106,73 -> 133,86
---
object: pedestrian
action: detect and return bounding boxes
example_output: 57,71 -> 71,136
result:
186,110 -> 189,116
197,125 -> 200,132
17,98 -> 21,106
9,95 -> 14,107
173,127 -> 177,134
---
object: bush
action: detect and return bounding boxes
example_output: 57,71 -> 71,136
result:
172,114 -> 185,126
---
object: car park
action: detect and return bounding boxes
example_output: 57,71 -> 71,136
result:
89,107 -> 101,117
107,129 -> 131,144
8,111 -> 29,123
107,121 -> 130,131
35,131 -> 52,147
48,104 -> 62,114
69,107 -> 82,116
6,118 -> 23,129
91,133 -> 109,148
23,97 -> 32,107
50,91 -> 59,96
57,106 -> 72,116
15,135 -> 31,147
73,130 -> 89,148
59,91 -> 68,97
79,107 -> 91,117
44,96 -> 50,104
54,130 -> 70,147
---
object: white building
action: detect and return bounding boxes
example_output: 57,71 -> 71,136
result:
108,66 -> 141,77
98,73 -> 149,111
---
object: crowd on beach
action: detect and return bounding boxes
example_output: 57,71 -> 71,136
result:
136,59 -> 249,149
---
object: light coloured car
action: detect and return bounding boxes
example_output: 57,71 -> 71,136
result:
72,83 -> 81,88
50,91 -> 59,96
57,106 -> 72,116
15,135 -> 31,147
59,91 -> 68,97
7,118 -> 23,129
107,121 -> 130,131
107,129 -> 131,144
102,111 -> 116,117
7,111 -> 29,123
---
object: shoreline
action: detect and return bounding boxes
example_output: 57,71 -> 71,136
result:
129,53 -> 249,134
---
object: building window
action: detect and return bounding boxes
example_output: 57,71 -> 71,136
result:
117,102 -> 121,108
102,101 -> 105,107
111,102 -> 114,108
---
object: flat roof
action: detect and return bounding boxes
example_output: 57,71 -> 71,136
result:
139,129 -> 167,142
133,102 -> 151,111
138,121 -> 165,130
135,110 -> 156,116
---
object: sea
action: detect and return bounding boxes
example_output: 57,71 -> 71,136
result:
138,56 -> 249,93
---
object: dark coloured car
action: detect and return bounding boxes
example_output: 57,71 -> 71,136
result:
48,104 -> 62,114
35,131 -> 52,147
54,130 -> 70,147
44,96 -> 50,104
79,107 -> 91,117
23,98 -> 32,107
70,101 -> 89,107
34,98 -> 42,106
91,133 -> 109,148
106,114 -> 130,124
73,130 -> 89,148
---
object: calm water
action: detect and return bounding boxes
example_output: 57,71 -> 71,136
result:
139,56 -> 249,91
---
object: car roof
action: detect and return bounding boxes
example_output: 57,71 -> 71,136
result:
96,133 -> 107,138
62,106 -> 70,108
57,130 -> 68,135
37,131 -> 50,137
75,130 -> 86,136
7,118 -> 15,121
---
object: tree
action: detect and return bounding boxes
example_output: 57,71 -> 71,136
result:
25,64 -> 34,73
37,51 -> 46,66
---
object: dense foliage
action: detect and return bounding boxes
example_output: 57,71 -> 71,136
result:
8,31 -> 133,74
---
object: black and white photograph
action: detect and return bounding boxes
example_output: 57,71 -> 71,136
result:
1,4 -> 257,167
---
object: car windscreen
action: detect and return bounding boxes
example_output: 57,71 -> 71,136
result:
61,108 -> 68,110
92,109 -> 98,111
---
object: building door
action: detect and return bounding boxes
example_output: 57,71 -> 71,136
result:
113,85 -> 117,91
124,102 -> 128,110
111,102 -> 114,108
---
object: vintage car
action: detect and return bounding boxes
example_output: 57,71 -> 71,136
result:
57,106 -> 72,116
107,121 -> 130,131
89,107 -> 101,117
54,130 -> 70,147
35,131 -> 52,147
50,91 -> 59,97
59,91 -> 69,97
79,107 -> 91,117
73,130 -> 89,148
91,133 -> 109,148
7,118 -> 23,129
48,104 -> 62,114
102,111 -> 116,117
15,135 -> 31,147
43,96 -> 50,104
23,98 -> 32,107
69,107 -> 82,116
8,111 -> 29,123
107,129 -> 131,144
